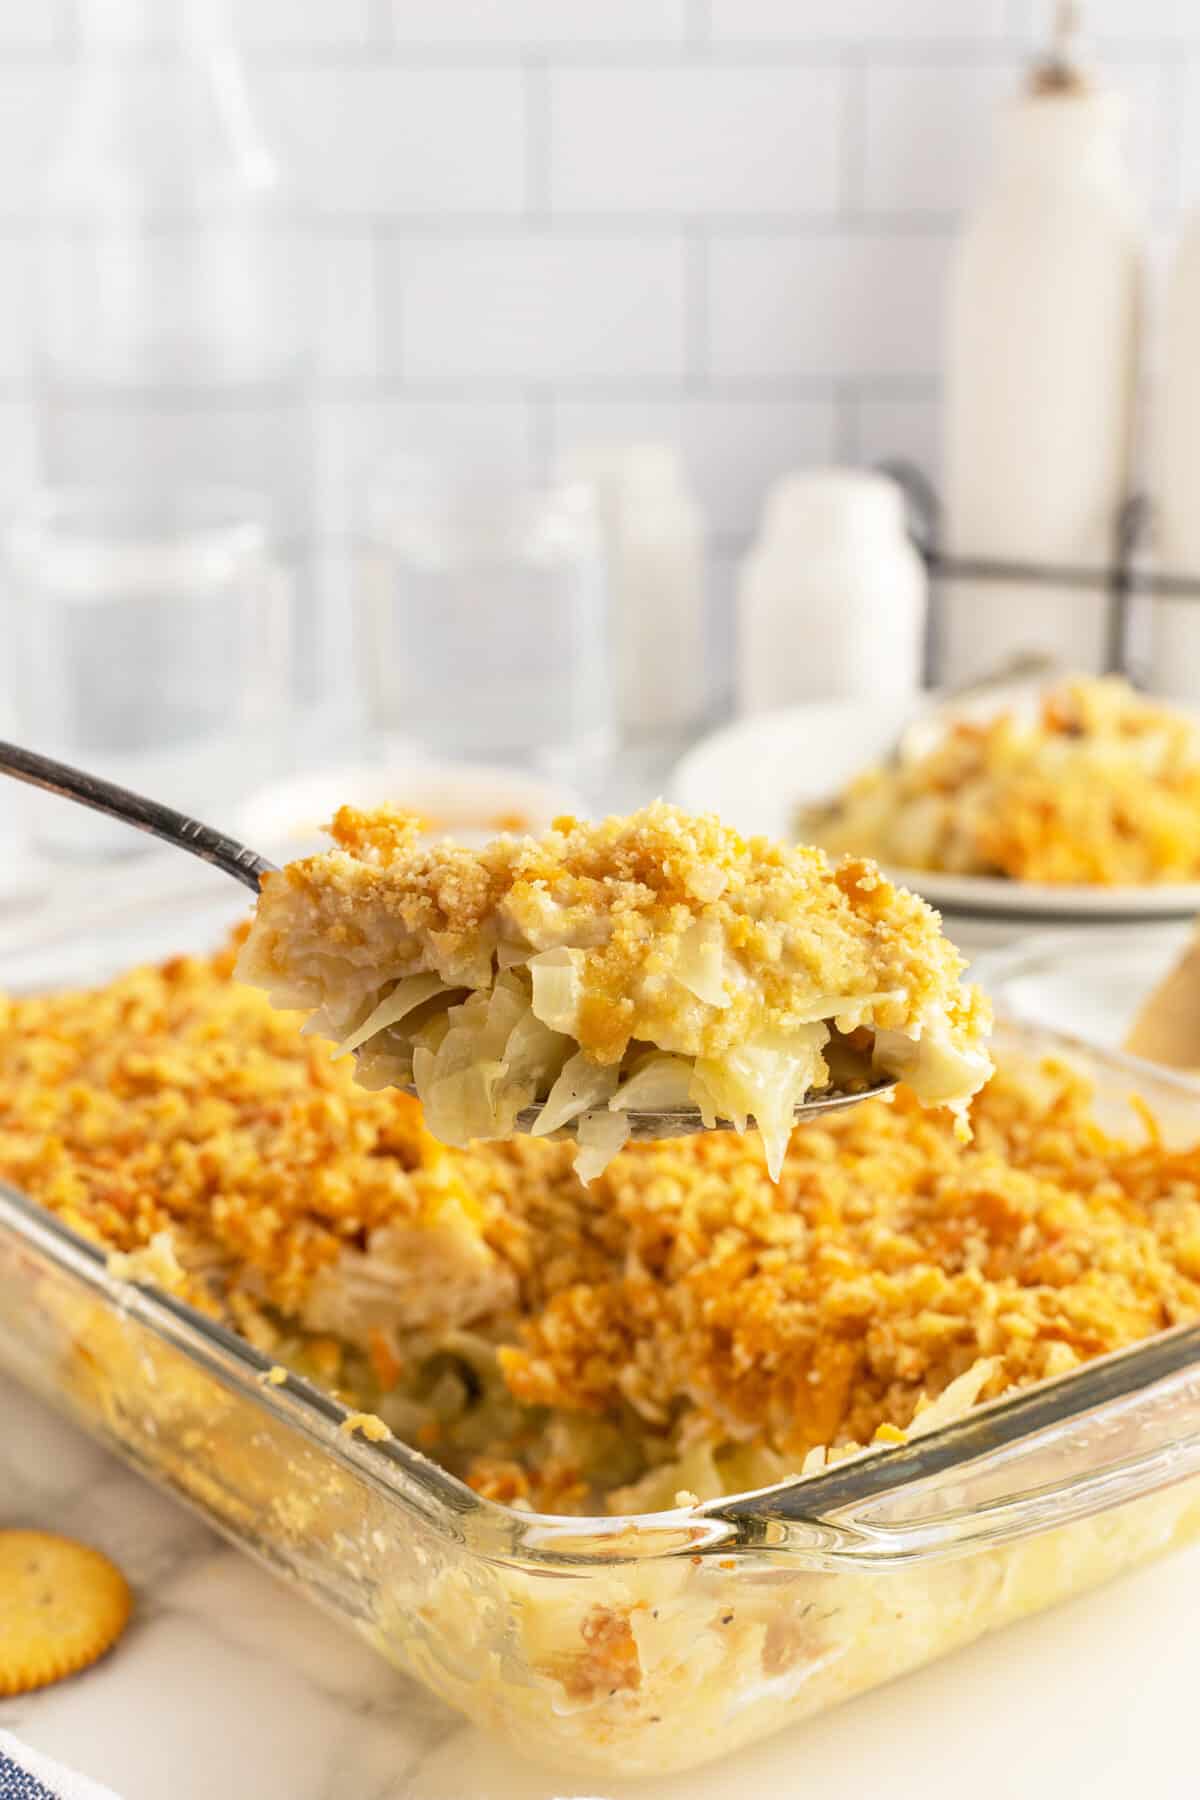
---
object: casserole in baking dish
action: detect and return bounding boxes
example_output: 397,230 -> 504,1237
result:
3,916 -> 1200,1773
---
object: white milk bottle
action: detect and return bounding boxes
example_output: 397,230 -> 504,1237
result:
736,468 -> 926,713
564,445 -> 707,742
1152,201 -> 1200,699
940,47 -> 1142,681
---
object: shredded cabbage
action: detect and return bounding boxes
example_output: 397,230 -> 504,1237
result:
431,1018 -> 491,1084
421,1061 -> 508,1145
778,988 -> 908,1027
273,901 -> 983,1190
673,919 -> 730,1009
503,1009 -> 572,1096
610,1052 -> 695,1112
692,1025 -> 830,1180
412,1010 -> 452,1057
532,1050 -> 619,1136
411,1042 -> 438,1101
330,973 -> 450,1059
352,1047 -> 414,1092
480,974 -> 528,1055
907,1358 -> 998,1436
574,1108 -> 632,1182
496,939 -> 532,970
529,947 -> 583,1035
873,1025 -> 992,1106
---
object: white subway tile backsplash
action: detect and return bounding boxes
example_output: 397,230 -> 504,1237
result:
709,234 -> 950,379
256,68 -> 526,216
707,0 -> 1011,43
1061,0 -> 1196,39
313,237 -> 379,381
866,60 -> 1171,220
380,236 -> 687,379
0,70 -> 66,218
0,5 -> 64,48
0,399 -> 35,499
388,0 -> 686,45
0,238 -> 32,381
864,64 -> 1015,215
3,4 -> 1190,703
549,66 -> 842,216
549,394 -> 837,536
233,0 -> 373,47
317,396 -> 536,537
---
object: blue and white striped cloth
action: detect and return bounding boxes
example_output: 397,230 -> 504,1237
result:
0,1734 -> 121,1800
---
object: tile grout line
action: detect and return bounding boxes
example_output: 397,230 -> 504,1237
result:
1005,0 -> 1034,42
57,0 -> 78,56
235,41 -> 1125,69
833,380 -> 859,466
368,0 -> 393,52
527,383 -> 554,481
292,214 -> 963,239
838,46 -> 867,221
0,213 -> 964,238
371,223 -> 405,387
684,227 -> 708,390
685,0 -> 711,54
523,54 -> 551,221
298,374 -> 920,404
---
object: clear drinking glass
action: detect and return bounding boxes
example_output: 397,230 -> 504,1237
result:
362,473 -> 615,793
34,0 -> 320,703
3,487 -> 289,860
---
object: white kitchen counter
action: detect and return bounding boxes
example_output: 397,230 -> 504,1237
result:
0,1368 -> 1195,1800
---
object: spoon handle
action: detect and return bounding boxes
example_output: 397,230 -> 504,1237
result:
0,741 -> 275,894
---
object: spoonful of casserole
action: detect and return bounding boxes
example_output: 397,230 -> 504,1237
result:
237,800 -> 993,1181
0,745 -> 991,1182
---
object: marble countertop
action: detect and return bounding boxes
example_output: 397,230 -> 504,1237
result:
1,1370 -> 1197,1800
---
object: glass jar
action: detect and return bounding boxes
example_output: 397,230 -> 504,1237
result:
33,0 -> 319,703
363,471 -> 615,795
3,486 -> 289,861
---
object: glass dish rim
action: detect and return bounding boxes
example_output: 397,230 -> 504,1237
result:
974,921 -> 1195,990
7,1017 -> 1200,1572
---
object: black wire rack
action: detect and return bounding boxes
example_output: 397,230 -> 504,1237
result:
881,461 -> 1200,688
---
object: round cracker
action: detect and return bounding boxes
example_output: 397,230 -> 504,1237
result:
0,1529 -> 132,1696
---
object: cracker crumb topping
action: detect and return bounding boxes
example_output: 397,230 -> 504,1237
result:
246,801 -> 983,1066
239,802 -> 992,1180
806,676 -> 1200,885
2,939 -> 1197,1511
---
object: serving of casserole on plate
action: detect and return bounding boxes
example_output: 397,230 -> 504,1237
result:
672,677 -> 1200,922
5,897 -> 1200,1774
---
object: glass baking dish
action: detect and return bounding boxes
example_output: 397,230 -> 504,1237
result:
5,984 -> 1200,1775
976,923 -> 1192,1052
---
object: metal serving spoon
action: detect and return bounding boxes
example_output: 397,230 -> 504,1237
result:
0,740 -> 896,1138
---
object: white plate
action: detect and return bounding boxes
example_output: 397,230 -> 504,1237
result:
668,701 -> 1200,923
234,760 -> 582,862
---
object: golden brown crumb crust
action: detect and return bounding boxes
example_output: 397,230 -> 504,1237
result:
3,940 -> 1200,1501
247,801 -> 984,1064
491,1070 -> 1200,1458
0,933 -> 481,1329
808,677 -> 1200,885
